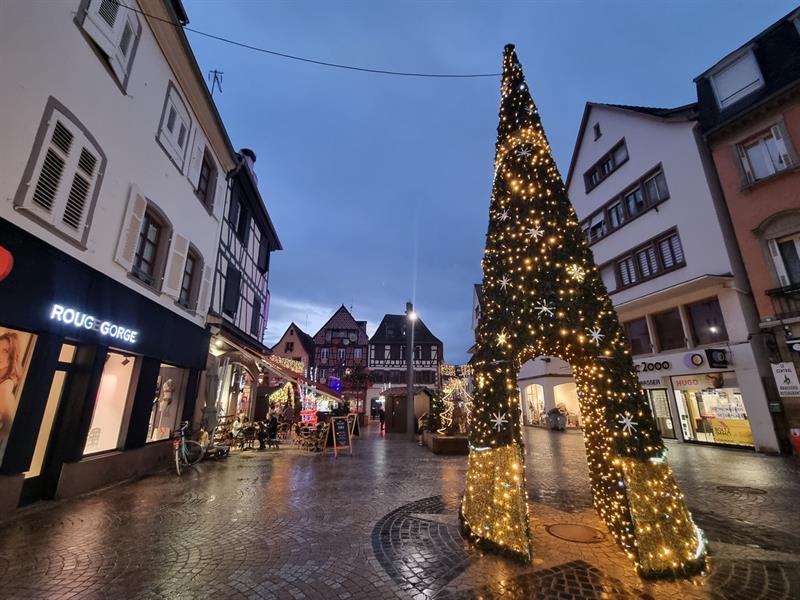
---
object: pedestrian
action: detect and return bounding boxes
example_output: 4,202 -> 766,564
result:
378,406 -> 385,433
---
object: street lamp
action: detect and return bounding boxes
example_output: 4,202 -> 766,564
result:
405,301 -> 417,440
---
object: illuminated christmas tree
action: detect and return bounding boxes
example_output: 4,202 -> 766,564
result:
461,45 -> 707,577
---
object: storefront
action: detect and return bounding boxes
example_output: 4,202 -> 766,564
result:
635,351 -> 760,449
0,218 -> 208,512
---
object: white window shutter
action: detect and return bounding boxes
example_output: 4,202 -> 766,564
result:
196,263 -> 214,315
26,117 -> 74,220
83,0 -> 125,58
109,15 -> 138,84
59,145 -> 100,237
736,144 -> 754,184
768,239 -> 790,287
115,185 -> 147,271
213,172 -> 227,220
770,124 -> 793,168
163,234 -> 190,299
187,127 -> 207,189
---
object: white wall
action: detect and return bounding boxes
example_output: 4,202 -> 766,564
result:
0,0 -> 226,327
568,106 -> 733,305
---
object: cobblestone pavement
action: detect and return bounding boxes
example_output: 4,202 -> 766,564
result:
0,426 -> 798,599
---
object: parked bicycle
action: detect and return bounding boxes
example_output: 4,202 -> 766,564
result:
172,421 -> 203,475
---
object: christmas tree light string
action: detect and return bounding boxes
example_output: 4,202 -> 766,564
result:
460,44 -> 707,578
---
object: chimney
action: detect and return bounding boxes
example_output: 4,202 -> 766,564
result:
240,148 -> 257,183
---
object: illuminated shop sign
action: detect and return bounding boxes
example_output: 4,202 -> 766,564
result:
635,360 -> 670,372
49,304 -> 139,343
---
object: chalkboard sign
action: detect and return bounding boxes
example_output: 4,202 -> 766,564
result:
347,413 -> 360,437
324,417 -> 352,456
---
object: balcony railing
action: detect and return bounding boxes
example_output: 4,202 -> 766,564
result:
766,284 -> 800,319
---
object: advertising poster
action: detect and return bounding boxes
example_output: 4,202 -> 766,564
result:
710,418 -> 754,446
0,327 -> 36,463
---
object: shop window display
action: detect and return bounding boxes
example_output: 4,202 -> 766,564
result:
146,364 -> 188,442
671,372 -> 753,447
0,327 -> 37,464
84,352 -> 136,455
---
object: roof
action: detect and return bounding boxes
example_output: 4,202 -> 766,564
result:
313,305 -> 369,345
473,284 -> 483,309
369,314 -> 443,346
380,386 -> 436,398
564,102 -> 697,190
694,9 -> 800,134
270,322 -> 315,357
232,156 -> 283,251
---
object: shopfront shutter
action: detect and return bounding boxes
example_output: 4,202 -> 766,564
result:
163,233 -> 189,299
115,184 -> 147,271
768,239 -> 791,287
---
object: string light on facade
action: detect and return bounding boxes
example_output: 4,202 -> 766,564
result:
460,44 -> 706,578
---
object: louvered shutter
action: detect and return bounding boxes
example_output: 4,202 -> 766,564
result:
196,263 -> 214,314
212,174 -> 227,220
768,239 -> 791,287
115,185 -> 147,271
771,124 -> 794,169
163,234 -> 189,299
83,0 -> 125,57
187,128 -> 207,189
24,111 -> 102,244
736,144 -> 755,184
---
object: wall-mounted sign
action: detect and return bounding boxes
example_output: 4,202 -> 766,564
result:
636,360 -> 670,372
706,348 -> 728,369
683,353 -> 704,368
771,362 -> 800,398
786,339 -> 800,353
49,304 -> 139,343
0,246 -> 13,282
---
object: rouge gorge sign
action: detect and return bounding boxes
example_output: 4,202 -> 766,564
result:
49,304 -> 139,343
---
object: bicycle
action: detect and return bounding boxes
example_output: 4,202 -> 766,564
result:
172,421 -> 204,475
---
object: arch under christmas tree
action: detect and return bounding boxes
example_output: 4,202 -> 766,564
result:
460,44 -> 707,579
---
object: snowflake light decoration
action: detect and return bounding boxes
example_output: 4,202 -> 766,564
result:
490,411 -> 508,431
535,300 -> 555,317
526,226 -> 544,240
566,263 -> 586,282
617,413 -> 639,435
586,326 -> 605,345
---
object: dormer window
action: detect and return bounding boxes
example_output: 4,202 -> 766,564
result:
709,49 -> 764,109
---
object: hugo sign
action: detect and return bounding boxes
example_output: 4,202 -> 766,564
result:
50,304 -> 139,343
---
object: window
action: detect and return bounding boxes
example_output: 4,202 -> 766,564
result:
589,213 -> 606,242
222,263 -> 241,316
177,248 -> 199,308
583,140 -> 628,192
285,342 -> 294,353
710,50 -> 764,109
132,211 -> 164,286
770,235 -> 800,286
384,345 -> 391,360
77,0 -> 141,89
157,84 -> 192,170
643,171 -> 669,202
236,204 -> 250,245
653,309 -> 685,351
228,185 -> 241,224
251,298 -> 262,337
658,233 -> 684,269
257,238 -> 270,273
84,352 -> 135,455
431,346 -> 439,360
737,125 -> 794,183
608,202 -> 625,229
617,256 -> 637,287
320,347 -> 329,361
624,318 -> 650,355
146,364 -> 188,442
636,246 -> 659,278
196,152 -> 217,208
14,99 -> 105,248
0,328 -> 37,464
593,123 -> 602,140
354,347 -> 363,360
687,298 -> 728,345
337,347 -> 346,361
415,345 -> 422,360
624,187 -> 645,217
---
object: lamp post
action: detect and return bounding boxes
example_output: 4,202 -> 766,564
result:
405,302 -> 417,440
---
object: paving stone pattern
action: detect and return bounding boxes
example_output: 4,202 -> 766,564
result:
0,427 -> 798,599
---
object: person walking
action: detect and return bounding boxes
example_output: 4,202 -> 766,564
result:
378,406 -> 385,433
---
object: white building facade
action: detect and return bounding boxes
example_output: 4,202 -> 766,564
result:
0,0 -> 237,511
518,103 -> 780,453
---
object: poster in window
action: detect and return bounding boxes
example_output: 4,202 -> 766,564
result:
0,327 -> 36,463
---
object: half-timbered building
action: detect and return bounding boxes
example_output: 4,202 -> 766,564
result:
366,313 -> 444,417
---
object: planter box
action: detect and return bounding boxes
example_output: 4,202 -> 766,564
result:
429,434 -> 469,455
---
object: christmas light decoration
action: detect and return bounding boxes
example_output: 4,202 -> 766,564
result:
436,370 -> 475,435
460,44 -> 707,577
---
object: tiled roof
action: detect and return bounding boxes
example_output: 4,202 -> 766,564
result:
369,314 -> 443,346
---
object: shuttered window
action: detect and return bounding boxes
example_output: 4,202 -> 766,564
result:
617,256 -> 637,287
79,0 -> 141,90
222,264 -> 241,316
157,84 -> 192,171
659,234 -> 684,269
251,297 -> 262,337
15,103 -> 105,248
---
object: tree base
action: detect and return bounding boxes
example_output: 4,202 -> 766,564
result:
459,505 -> 532,564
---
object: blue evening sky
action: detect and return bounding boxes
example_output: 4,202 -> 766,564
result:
183,0 -> 797,363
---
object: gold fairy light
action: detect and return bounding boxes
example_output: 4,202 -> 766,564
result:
460,44 -> 706,578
